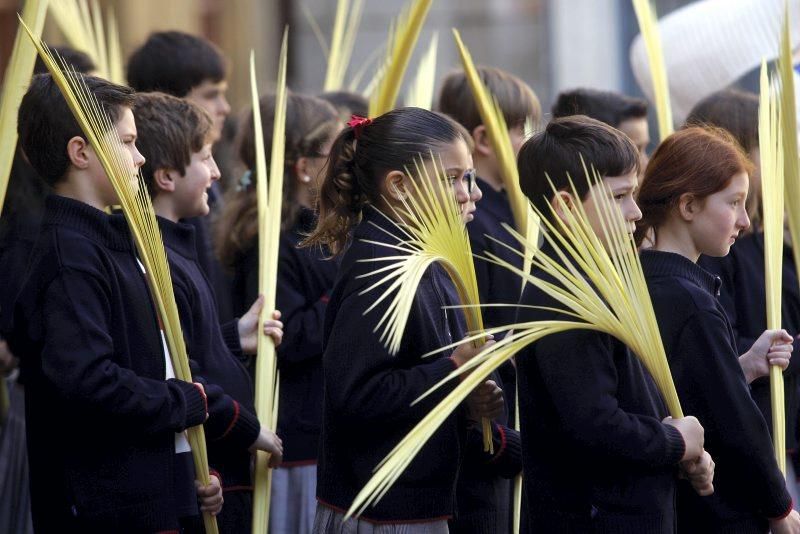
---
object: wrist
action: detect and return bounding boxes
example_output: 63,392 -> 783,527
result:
739,353 -> 755,384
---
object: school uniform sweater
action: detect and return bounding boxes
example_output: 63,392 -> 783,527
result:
158,217 -> 261,489
317,207 -> 467,522
3,195 -> 208,533
641,249 -> 792,533
698,233 -> 800,454
515,244 -> 685,534
274,207 -> 339,464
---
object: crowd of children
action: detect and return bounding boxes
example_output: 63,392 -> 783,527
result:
2,16 -> 800,534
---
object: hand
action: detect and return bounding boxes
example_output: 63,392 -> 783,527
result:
196,474 -> 224,516
450,336 -> 495,369
680,449 -> 714,496
740,329 -> 794,384
249,426 -> 284,468
770,510 -> 800,534
238,295 -> 284,354
0,340 -> 17,375
467,380 -> 505,422
663,415 -> 704,462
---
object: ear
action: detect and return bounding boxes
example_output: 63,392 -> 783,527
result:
550,190 -> 575,225
294,157 -> 312,184
383,170 -> 407,201
153,168 -> 178,193
66,136 -> 91,169
471,125 -> 492,157
678,192 -> 697,221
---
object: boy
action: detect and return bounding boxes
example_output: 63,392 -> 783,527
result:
515,115 -> 712,532
6,73 -> 221,532
133,91 -> 284,532
437,66 -> 538,532
551,88 -> 651,166
127,31 -> 234,321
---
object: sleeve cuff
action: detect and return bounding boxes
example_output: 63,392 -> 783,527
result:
221,320 -> 244,358
488,424 -> 523,479
215,401 -> 262,451
662,422 -> 686,465
770,499 -> 794,521
170,378 -> 207,429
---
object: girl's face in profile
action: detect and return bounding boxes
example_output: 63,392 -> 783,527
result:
431,138 -> 482,223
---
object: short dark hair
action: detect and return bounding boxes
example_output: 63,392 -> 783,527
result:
34,46 -> 95,75
127,31 -> 227,97
318,90 -> 369,122
18,73 -> 135,186
438,66 -> 541,133
518,115 -> 640,222
684,89 -> 759,154
133,92 -> 213,197
551,88 -> 648,128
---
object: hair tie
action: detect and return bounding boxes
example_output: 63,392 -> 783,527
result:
347,114 -> 372,139
236,169 -> 252,192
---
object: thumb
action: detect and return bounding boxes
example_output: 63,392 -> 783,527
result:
246,295 -> 265,317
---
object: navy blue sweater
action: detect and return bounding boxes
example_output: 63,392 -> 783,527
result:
274,208 -> 338,464
641,249 -> 792,533
158,217 -> 261,488
515,245 -> 685,534
317,208 -> 467,522
698,234 -> 800,453
4,195 -> 208,533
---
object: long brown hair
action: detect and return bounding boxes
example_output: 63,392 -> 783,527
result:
634,126 -> 754,246
214,91 -> 338,269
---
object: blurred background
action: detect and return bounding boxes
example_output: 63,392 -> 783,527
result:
0,0 -> 696,118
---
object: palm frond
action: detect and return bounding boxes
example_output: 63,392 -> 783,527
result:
48,0 -> 124,83
760,55 -> 787,474
20,19 -> 218,533
250,28 -> 289,534
347,166 -> 684,517
404,32 -> 438,109
323,0 -> 365,91
631,0 -> 672,141
368,0 -> 433,116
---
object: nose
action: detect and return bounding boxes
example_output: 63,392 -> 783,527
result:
470,182 -> 483,204
133,146 -> 145,168
208,155 -> 221,182
626,198 -> 643,223
218,95 -> 231,118
738,208 -> 751,232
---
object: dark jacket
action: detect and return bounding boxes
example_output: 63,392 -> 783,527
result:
698,233 -> 800,453
642,249 -> 792,533
159,217 -> 261,488
4,195 -> 207,533
516,245 -> 685,534
316,208 -> 467,522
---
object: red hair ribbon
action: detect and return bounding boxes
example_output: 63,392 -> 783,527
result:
347,115 -> 372,139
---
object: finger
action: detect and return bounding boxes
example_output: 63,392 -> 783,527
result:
768,358 -> 791,370
247,295 -> 265,316
272,309 -> 282,320
769,344 -> 793,353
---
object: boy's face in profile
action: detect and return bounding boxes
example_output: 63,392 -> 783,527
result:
89,107 -> 146,206
579,171 -> 642,245
185,80 -> 230,143
172,142 -> 221,219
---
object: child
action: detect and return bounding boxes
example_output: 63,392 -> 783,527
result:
215,92 -> 340,534
437,65 -> 539,532
551,87 -> 651,166
133,91 -> 285,532
318,90 -> 369,122
635,126 -> 799,533
303,107 -> 503,531
5,73 -> 222,532
514,115 -> 712,533
127,30 -> 234,321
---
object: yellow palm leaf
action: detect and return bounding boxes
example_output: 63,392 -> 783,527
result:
48,0 -> 124,83
250,28 -> 289,534
404,32 -> 438,109
631,0 -> 673,141
323,0 -> 365,92
368,0 -> 433,116
20,19 -> 218,533
760,56 -> 786,474
347,167 -> 683,518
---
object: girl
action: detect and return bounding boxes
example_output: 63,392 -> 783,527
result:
636,126 -> 800,533
215,92 -> 341,533
303,107 -> 502,532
